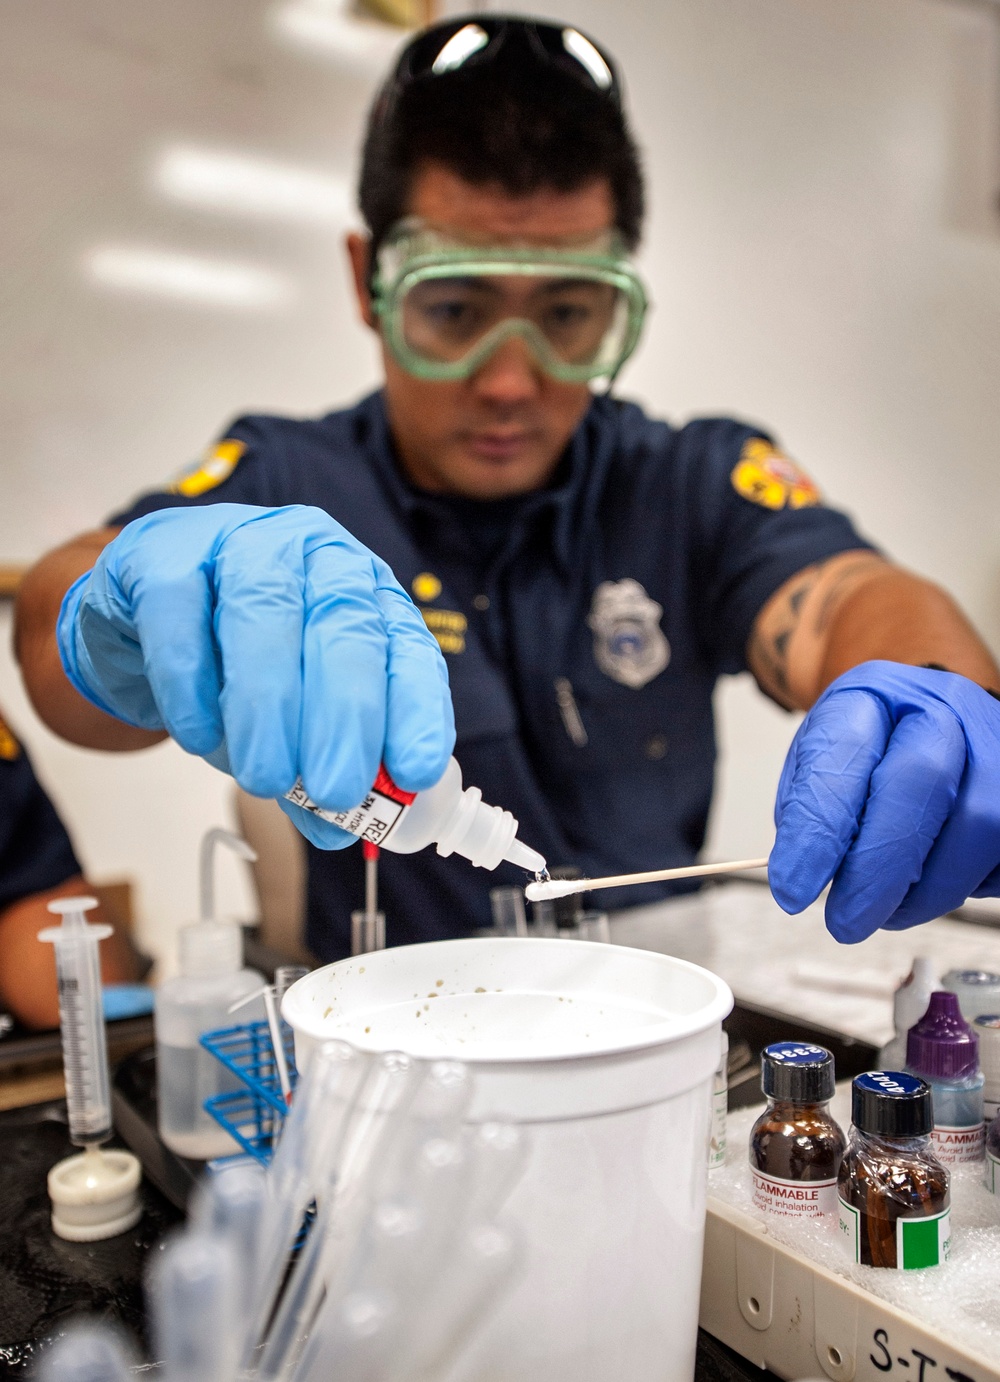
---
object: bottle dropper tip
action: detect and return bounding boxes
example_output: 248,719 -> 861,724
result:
504,838 -> 548,876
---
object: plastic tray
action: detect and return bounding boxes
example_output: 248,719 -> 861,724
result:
701,1194 -> 999,1381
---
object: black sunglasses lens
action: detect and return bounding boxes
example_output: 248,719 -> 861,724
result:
402,20 -> 498,80
397,18 -> 618,100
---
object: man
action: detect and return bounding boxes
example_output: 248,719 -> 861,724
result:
15,17 -> 1000,961
0,708 -> 138,1028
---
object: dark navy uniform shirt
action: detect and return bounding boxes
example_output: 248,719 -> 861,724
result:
111,391 -> 872,961
0,713 -> 81,912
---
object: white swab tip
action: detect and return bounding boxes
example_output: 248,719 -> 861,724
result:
524,879 -> 583,902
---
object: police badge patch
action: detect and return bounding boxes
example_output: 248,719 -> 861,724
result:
587,579 -> 670,689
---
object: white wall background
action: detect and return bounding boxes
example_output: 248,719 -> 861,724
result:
2,0 -> 999,970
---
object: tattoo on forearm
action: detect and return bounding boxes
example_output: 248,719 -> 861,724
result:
750,552 -> 885,705
813,553 -> 885,635
750,567 -> 822,699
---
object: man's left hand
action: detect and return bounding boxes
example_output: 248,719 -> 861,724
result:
769,660 -> 1000,942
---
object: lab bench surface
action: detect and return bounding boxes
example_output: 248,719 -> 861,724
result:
0,1086 -> 778,1382
0,1098 -> 181,1377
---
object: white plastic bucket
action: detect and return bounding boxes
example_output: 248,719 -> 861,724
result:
282,937 -> 733,1382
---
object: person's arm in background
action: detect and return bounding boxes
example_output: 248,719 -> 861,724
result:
0,718 -> 141,1030
0,877 -> 138,1030
14,526 -> 166,751
748,552 -> 1000,941
748,550 -> 1000,708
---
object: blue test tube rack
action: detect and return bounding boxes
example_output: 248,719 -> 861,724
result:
199,1020 -> 299,1166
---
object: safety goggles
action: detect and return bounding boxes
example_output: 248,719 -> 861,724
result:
375,16 -> 622,122
372,220 -> 648,385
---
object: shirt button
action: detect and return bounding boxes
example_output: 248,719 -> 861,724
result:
472,594 -> 490,611
646,733 -> 668,760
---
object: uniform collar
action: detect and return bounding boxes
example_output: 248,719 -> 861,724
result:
357,390 -> 620,578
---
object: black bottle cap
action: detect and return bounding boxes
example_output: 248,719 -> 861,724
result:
761,1042 -> 836,1101
852,1071 -> 933,1137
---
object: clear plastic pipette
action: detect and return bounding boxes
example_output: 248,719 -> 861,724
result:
36,1322 -> 133,1382
148,1229 -> 240,1382
38,897 -> 113,1146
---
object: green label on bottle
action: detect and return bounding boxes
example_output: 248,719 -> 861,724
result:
838,1197 -> 860,1261
895,1207 -> 950,1270
839,1198 -> 950,1268
986,1149 -> 1000,1195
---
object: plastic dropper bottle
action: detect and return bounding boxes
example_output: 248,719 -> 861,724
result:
38,897 -> 142,1241
878,957 -> 935,1070
905,991 -> 985,1166
155,829 -> 264,1159
942,969 -> 1000,1022
973,1014 -> 1000,1126
285,758 -> 546,874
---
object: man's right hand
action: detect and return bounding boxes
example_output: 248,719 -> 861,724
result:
54,505 -> 455,831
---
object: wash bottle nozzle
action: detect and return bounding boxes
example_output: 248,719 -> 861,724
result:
199,826 -> 257,921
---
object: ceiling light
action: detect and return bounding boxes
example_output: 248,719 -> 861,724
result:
83,245 -> 295,310
271,1 -> 404,71
154,146 -> 352,223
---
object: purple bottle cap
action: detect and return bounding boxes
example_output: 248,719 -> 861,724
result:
906,990 -> 979,1080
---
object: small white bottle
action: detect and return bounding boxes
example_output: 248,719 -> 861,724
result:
709,1031 -> 729,1170
155,919 -> 264,1159
286,757 -> 547,873
878,956 -> 935,1071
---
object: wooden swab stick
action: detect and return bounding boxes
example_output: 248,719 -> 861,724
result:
523,857 -> 770,902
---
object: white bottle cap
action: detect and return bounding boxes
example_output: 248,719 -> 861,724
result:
434,783 -> 545,873
179,919 -> 242,977
973,1015 -> 1000,1092
894,956 -> 935,1032
48,1147 -> 142,1242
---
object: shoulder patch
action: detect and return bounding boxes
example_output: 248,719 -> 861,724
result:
0,712 -> 20,761
731,438 -> 821,510
170,439 -> 247,498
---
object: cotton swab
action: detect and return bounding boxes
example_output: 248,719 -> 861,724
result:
524,856 -> 770,902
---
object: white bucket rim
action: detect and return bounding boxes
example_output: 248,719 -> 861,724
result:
282,936 -> 733,1065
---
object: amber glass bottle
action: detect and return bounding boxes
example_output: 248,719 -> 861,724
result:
838,1072 -> 950,1269
749,1043 -> 845,1220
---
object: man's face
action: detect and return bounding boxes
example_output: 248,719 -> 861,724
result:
347,164 -> 616,499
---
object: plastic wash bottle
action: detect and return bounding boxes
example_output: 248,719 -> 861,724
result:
285,757 -> 546,874
155,830 -> 264,1159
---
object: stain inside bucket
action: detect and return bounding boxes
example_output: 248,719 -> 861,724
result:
307,988 -> 676,1060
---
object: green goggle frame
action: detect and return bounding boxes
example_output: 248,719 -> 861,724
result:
371,221 -> 648,384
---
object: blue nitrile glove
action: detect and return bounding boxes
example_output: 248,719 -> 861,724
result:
57,505 -> 455,849
769,660 -> 1000,943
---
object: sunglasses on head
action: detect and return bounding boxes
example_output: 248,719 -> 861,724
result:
376,14 -> 622,120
